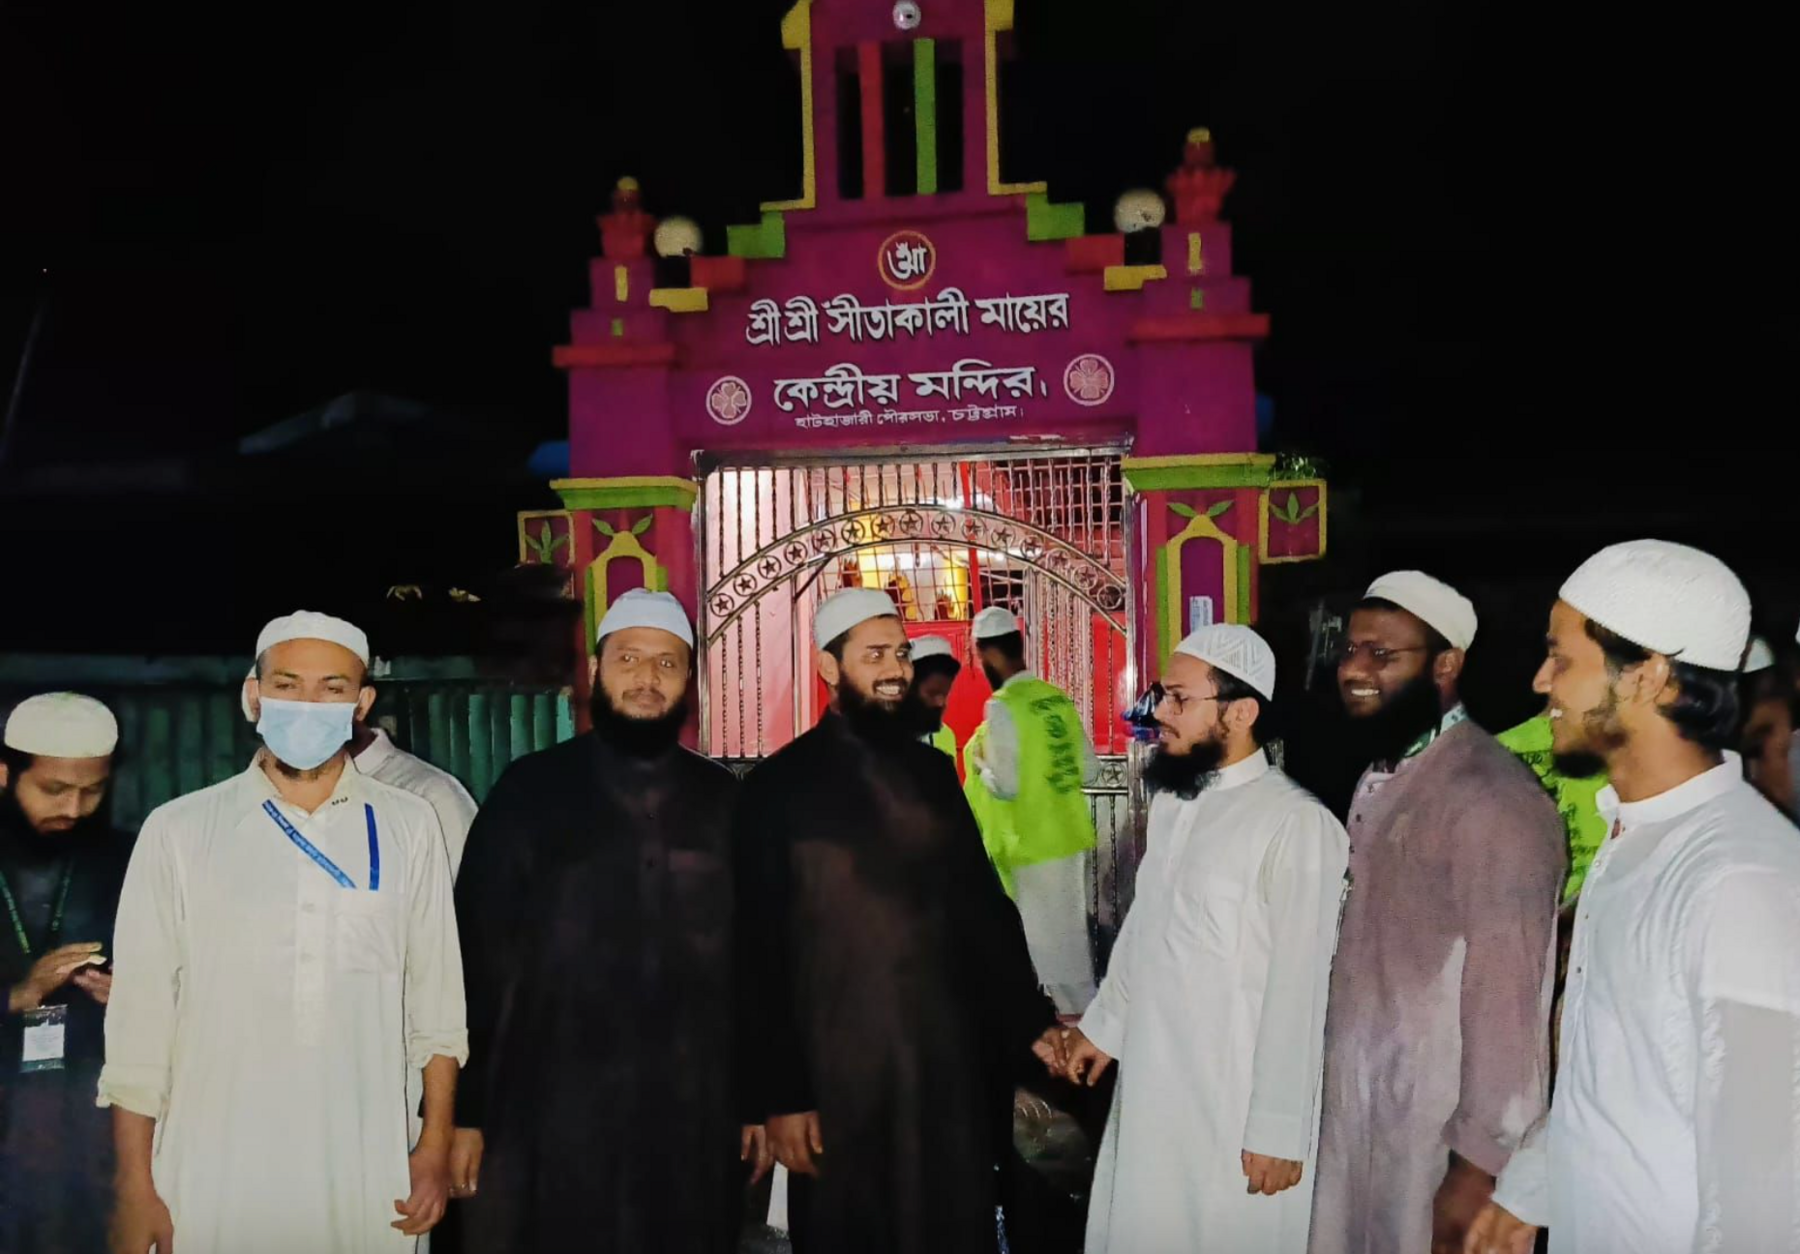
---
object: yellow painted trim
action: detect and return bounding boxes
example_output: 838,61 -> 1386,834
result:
613,265 -> 629,303
1186,231 -> 1204,276
648,287 -> 709,313
1103,263 -> 1169,292
1122,453 -> 1276,470
762,1 -> 818,212
1257,479 -> 1330,564
551,476 -> 701,511
984,0 -> 1047,196
1164,513 -> 1242,660
516,510 -> 573,565
552,476 -> 698,494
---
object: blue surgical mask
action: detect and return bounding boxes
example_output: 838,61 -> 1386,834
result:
257,697 -> 358,771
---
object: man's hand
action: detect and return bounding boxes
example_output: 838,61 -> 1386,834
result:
741,1125 -> 774,1186
109,1178 -> 175,1254
1464,1201 -> 1538,1254
1030,1025 -> 1069,1076
1062,1025 -> 1114,1086
73,967 -> 113,1005
448,1128 -> 483,1199
1241,1150 -> 1304,1196
392,1134 -> 452,1235
767,1111 -> 824,1177
1432,1154 -> 1496,1254
9,942 -> 104,1012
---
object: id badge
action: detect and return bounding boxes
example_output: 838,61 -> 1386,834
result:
21,1003 -> 67,1073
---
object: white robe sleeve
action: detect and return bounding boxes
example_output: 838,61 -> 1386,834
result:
98,810 -> 184,1118
1241,805 -> 1348,1161
403,812 -> 469,1070
1691,869 -> 1800,1253
982,698 -> 1021,800
1491,1113 -> 1552,1227
1079,889 -> 1142,1059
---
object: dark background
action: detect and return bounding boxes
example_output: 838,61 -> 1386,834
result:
2,0 -> 1792,708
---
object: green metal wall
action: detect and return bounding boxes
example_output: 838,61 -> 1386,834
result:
0,656 -> 576,833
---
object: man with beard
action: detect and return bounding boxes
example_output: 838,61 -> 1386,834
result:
734,588 -> 1066,1254
1469,541 -> 1800,1254
904,634 -> 961,758
1060,625 -> 1348,1254
448,590 -> 751,1254
963,605 -> 1100,1014
104,611 -> 467,1254
0,693 -> 128,1252
1309,572 -> 1564,1254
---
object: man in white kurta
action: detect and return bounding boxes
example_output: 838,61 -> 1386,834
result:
1063,625 -> 1348,1253
103,613 -> 468,1254
1469,540 -> 1800,1254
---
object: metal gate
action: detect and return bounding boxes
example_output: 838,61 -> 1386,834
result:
694,446 -> 1144,937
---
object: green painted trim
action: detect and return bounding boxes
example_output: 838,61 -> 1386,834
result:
1123,463 -> 1275,492
583,565 -> 601,658
727,210 -> 787,259
914,39 -> 938,195
1152,543 -> 1172,669
1025,191 -> 1084,242
552,478 -> 698,511
609,317 -> 624,338
1236,540 -> 1254,622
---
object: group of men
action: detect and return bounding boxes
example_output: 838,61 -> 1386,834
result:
1,535 -> 1797,1254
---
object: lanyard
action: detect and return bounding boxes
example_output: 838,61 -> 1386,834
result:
0,861 -> 76,958
262,800 -> 380,891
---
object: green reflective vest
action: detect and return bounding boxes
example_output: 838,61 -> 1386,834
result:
963,678 -> 1096,899
927,723 -> 956,759
1496,714 -> 1609,904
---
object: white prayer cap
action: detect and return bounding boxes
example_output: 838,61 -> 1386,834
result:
1173,624 -> 1276,700
972,606 -> 1021,640
4,693 -> 119,758
1559,539 -> 1750,672
1363,571 -> 1477,651
1745,636 -> 1775,673
910,635 -> 956,663
255,610 -> 370,666
814,588 -> 900,648
596,589 -> 694,648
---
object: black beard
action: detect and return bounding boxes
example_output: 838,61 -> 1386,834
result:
1348,667 -> 1447,766
837,681 -> 912,744
900,689 -> 945,736
1552,749 -> 1608,779
1143,739 -> 1226,800
0,788 -> 105,862
590,689 -> 685,759
981,661 -> 1005,691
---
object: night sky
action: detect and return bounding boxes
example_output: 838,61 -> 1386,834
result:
1,0 -> 1792,661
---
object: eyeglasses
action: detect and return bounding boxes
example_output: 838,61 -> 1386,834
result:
1336,642 -> 1428,667
1149,682 -> 1229,715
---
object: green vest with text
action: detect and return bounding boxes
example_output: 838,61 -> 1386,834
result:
964,678 -> 1096,898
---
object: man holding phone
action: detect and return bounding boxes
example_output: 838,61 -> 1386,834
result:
0,692 -> 130,1252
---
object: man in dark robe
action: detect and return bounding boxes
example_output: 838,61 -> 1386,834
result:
735,588 -> 1066,1254
0,692 -> 130,1254
449,590 -> 755,1253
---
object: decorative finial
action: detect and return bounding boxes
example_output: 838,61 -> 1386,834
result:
1168,129 -> 1235,225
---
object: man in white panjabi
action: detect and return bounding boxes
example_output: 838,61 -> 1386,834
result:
103,611 -> 468,1254
1468,540 -> 1800,1254
240,670 -> 478,873
1060,624 -> 1349,1253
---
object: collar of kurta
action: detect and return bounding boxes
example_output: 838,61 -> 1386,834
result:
238,752 -> 369,816
1398,703 -> 1469,763
352,727 -> 398,775
998,668 -> 1037,690
1597,752 -> 1743,830
1208,747 -> 1271,792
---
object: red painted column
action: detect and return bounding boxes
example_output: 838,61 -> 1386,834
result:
858,42 -> 885,200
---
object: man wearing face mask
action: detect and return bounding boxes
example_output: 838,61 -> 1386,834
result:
1308,574 -> 1564,1254
447,590 -> 752,1254
734,588 -> 1066,1254
1059,625 -> 1348,1254
102,611 -> 467,1254
0,693 -> 129,1253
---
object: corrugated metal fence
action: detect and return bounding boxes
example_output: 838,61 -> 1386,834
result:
0,656 -> 576,833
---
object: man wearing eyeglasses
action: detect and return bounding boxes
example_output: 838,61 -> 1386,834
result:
1308,573 -> 1565,1254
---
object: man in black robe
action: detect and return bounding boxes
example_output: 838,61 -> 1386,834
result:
735,588 -> 1066,1254
449,590 -> 755,1253
0,692 -> 131,1254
